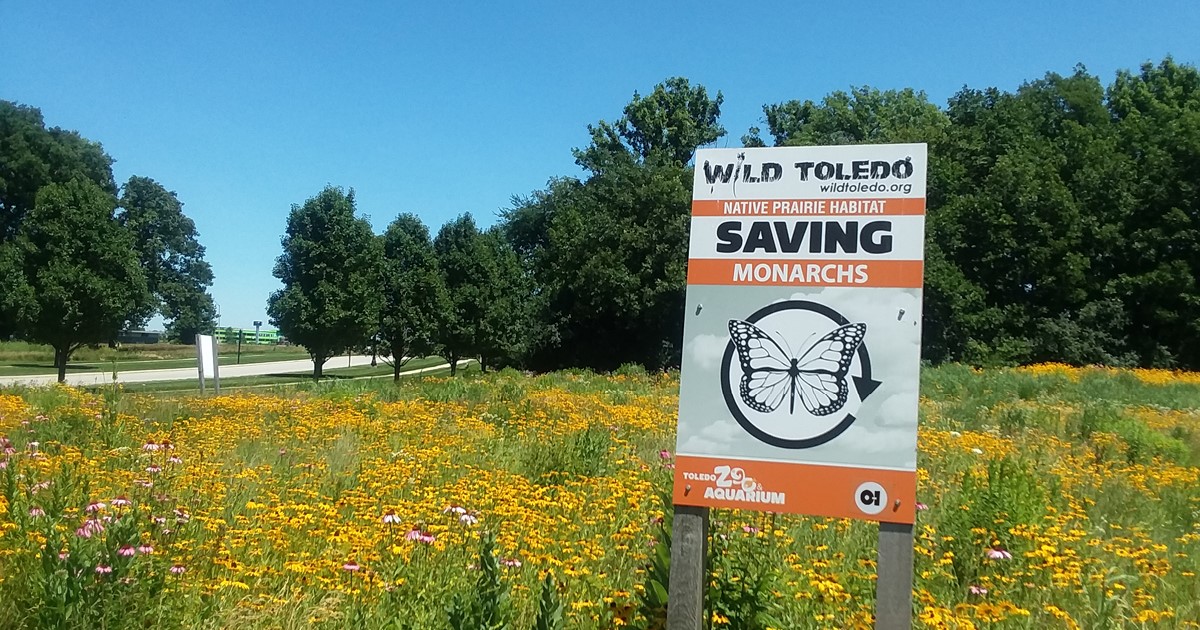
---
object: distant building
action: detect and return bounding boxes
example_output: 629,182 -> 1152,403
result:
214,328 -> 283,345
116,330 -> 163,344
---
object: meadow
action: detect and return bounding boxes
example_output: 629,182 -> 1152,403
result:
0,364 -> 1197,628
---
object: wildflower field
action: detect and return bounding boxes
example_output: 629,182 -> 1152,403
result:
0,364 -> 1198,629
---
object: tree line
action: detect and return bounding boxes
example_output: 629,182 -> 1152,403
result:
272,57 -> 1200,374
5,55 -> 1197,380
0,101 -> 217,381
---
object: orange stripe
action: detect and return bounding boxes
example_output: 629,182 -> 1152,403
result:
692,198 -> 925,217
686,259 -> 924,288
673,455 -> 916,524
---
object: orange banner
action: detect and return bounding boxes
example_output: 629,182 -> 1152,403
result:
692,197 -> 925,217
686,258 -> 924,288
673,455 -> 916,524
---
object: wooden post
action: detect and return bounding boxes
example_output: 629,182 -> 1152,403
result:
211,335 -> 221,396
875,522 -> 914,630
667,505 -> 709,630
195,336 -> 206,395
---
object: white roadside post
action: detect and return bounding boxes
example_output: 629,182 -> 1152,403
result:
196,334 -> 219,395
668,143 -> 927,628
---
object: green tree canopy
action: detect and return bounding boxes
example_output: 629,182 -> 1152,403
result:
2,178 -> 152,381
379,213 -> 448,380
0,101 -> 116,241
433,214 -> 490,375
502,77 -> 721,371
118,176 -> 217,344
267,186 -> 383,378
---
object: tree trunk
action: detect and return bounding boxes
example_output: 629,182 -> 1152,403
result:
393,360 -> 401,382
449,352 -> 458,376
313,354 -> 325,380
480,356 -> 488,374
55,345 -> 69,383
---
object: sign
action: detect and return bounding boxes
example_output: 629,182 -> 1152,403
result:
195,334 -> 220,394
673,143 -> 926,524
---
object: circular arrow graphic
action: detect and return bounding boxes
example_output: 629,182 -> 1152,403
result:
721,299 -> 881,449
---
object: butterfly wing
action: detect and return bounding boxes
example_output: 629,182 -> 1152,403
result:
728,320 -> 793,413
792,323 -> 866,416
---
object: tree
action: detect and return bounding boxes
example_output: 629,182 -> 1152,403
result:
267,186 -> 383,379
574,77 -> 724,172
747,87 -> 948,147
1107,58 -> 1200,367
476,227 -> 530,372
933,68 -> 1123,365
0,101 -> 118,339
379,213 -> 448,381
433,214 -> 489,376
0,101 -> 116,241
118,176 -> 216,344
4,178 -> 152,381
503,77 -> 723,371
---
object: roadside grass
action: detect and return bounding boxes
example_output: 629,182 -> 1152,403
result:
0,341 -> 309,376
81,356 -> 456,395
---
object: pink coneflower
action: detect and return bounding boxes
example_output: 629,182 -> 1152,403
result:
58,551 -> 69,560
443,505 -> 467,516
278,448 -> 287,456
658,450 -> 672,460
134,479 -> 153,488
916,502 -> 929,511
76,519 -> 104,538
161,440 -> 173,451
381,510 -> 401,524
342,561 -> 361,572
968,585 -> 988,596
1,437 -> 15,455
458,514 -> 478,526
501,558 -> 522,567
663,463 -> 676,469
31,480 -> 51,493
137,544 -> 154,554
169,564 -> 186,575
27,441 -> 39,453
28,506 -> 45,518
406,529 -> 435,544
742,525 -> 760,534
167,456 -> 182,465
111,496 -> 131,508
986,548 -> 1013,560
95,564 -> 112,574
85,501 -> 106,513
118,545 -> 136,557
145,465 -> 161,474
174,509 -> 190,523
142,442 -> 160,452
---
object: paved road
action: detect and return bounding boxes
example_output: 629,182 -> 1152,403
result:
0,355 -> 379,388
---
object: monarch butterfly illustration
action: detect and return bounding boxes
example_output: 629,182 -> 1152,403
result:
728,320 -> 866,416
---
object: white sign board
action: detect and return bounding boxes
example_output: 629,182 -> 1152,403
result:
196,334 -> 216,378
672,143 -> 926,524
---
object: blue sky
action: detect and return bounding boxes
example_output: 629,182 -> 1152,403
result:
3,1 -> 1198,330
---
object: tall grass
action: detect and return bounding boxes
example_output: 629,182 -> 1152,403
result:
0,364 -> 1197,628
